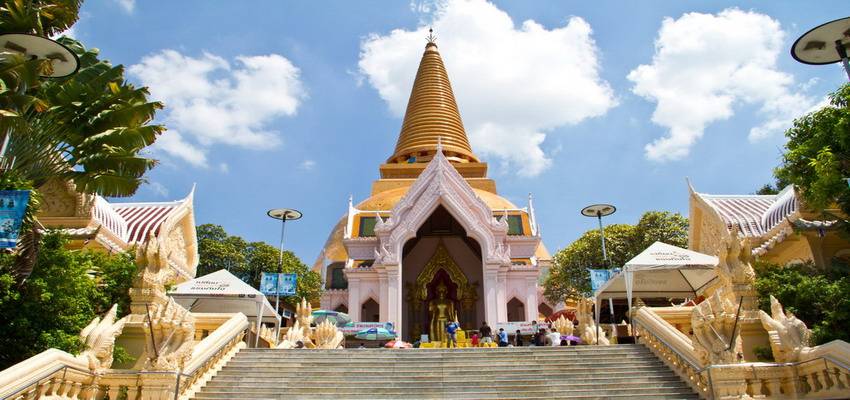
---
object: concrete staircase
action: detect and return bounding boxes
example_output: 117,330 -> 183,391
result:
192,344 -> 700,399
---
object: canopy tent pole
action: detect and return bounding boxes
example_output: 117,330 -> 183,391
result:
608,298 -> 614,322
254,300 -> 264,348
274,314 -> 281,346
594,299 -> 601,346
625,270 -> 634,337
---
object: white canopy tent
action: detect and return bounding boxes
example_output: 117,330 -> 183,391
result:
593,242 -> 719,334
169,269 -> 280,347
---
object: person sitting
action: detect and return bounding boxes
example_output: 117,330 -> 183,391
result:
471,333 -> 480,347
497,328 -> 509,347
479,322 -> 493,345
547,329 -> 561,347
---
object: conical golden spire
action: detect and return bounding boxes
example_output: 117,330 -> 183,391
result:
387,39 -> 479,164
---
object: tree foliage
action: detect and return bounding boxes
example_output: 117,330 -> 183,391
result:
196,224 -> 323,308
0,233 -> 137,370
754,261 -> 850,345
543,211 -> 688,303
775,83 -> 850,217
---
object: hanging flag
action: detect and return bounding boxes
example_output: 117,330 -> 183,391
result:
259,272 -> 279,296
0,190 -> 30,249
588,268 -> 619,291
259,272 -> 298,296
279,273 -> 297,295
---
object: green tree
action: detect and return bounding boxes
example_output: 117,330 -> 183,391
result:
543,211 -> 688,303
0,232 -> 137,369
775,83 -> 850,218
754,261 -> 850,345
196,224 -> 323,308
7,37 -> 164,197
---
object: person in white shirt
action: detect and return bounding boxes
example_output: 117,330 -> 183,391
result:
547,329 -> 561,347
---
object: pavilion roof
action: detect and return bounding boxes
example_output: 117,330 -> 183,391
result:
696,185 -> 797,238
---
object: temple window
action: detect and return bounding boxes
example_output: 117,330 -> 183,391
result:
327,262 -> 347,289
334,304 -> 348,313
496,214 -> 524,235
359,216 -> 377,237
507,298 -> 525,322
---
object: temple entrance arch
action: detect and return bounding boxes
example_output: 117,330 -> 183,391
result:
400,205 -> 484,341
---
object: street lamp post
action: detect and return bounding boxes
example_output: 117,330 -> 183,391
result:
791,16 -> 850,81
580,204 -> 617,265
581,203 -> 616,345
267,208 -> 302,340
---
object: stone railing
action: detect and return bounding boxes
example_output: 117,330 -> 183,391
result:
633,307 -> 712,397
0,313 -> 249,400
634,306 -> 850,399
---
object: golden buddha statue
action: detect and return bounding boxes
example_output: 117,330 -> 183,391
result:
428,283 -> 457,343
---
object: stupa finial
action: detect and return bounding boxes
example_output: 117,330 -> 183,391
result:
426,27 -> 436,44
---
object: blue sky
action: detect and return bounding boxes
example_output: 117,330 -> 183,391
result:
70,1 -> 848,264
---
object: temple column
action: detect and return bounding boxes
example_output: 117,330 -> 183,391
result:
348,277 -> 361,322
525,277 -> 539,322
497,271 -> 508,323
378,272 -> 389,322
385,265 -> 402,336
483,265 -> 499,325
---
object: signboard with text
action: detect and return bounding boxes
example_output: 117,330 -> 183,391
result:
589,268 -> 620,291
339,322 -> 395,335
494,322 -> 551,335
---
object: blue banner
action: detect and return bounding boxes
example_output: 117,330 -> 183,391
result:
259,272 -> 297,296
259,272 -> 279,296
588,268 -> 619,292
0,190 -> 30,249
279,273 -> 297,296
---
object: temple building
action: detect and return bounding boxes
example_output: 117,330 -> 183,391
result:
688,181 -> 849,267
314,39 -> 553,341
35,178 -> 198,282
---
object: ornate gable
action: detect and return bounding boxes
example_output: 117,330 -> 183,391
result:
373,144 -> 510,267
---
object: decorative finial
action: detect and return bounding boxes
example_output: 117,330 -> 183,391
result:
426,27 -> 437,44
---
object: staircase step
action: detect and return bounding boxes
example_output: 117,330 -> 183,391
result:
190,344 -> 699,400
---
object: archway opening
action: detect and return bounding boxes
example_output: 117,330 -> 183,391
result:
361,298 -> 379,322
507,298 -> 525,322
538,303 -> 554,322
334,304 -> 348,313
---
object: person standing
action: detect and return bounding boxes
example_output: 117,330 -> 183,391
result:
446,320 -> 460,348
479,322 -> 493,345
497,328 -> 509,347
513,330 -> 524,347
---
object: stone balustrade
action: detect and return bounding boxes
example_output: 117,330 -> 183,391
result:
0,313 -> 249,400
634,306 -> 850,399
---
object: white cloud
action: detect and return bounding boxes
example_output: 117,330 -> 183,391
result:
114,0 -> 135,13
146,181 -> 169,198
299,159 -> 316,171
130,50 -> 305,167
359,0 -> 616,176
627,8 -> 815,161
155,129 -> 207,167
219,163 -> 230,173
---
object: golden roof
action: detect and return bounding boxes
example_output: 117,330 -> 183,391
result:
387,42 -> 479,164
